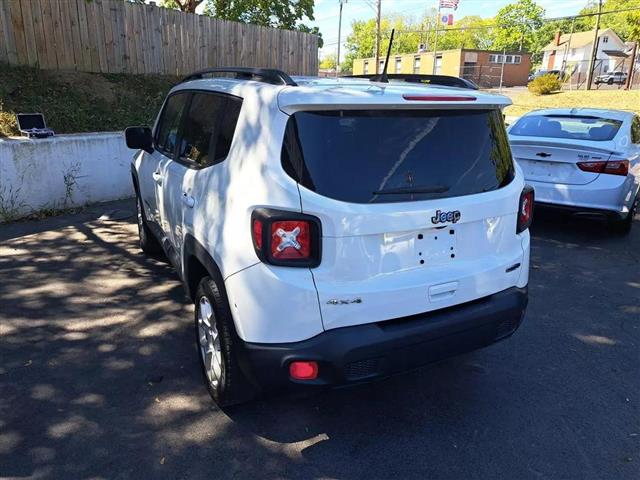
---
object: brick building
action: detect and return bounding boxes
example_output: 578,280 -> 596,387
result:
352,49 -> 532,87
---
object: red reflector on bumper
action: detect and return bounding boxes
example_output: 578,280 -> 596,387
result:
289,361 -> 318,380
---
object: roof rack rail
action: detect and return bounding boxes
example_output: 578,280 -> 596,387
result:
345,74 -> 479,90
180,67 -> 298,86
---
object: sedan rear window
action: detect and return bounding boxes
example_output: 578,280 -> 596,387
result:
510,115 -> 622,141
281,109 -> 514,204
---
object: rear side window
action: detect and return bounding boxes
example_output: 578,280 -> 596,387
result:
155,93 -> 188,156
631,116 -> 640,144
178,93 -> 243,168
510,115 -> 622,142
281,109 -> 514,204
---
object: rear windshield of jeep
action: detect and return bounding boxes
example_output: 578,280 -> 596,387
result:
281,109 -> 514,204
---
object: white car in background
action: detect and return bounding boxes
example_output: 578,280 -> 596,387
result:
508,108 -> 640,234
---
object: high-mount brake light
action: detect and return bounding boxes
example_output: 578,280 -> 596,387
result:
577,160 -> 629,176
517,186 -> 534,234
402,94 -> 477,102
251,209 -> 321,267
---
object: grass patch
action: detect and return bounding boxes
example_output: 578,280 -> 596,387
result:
505,89 -> 640,117
0,63 -> 178,137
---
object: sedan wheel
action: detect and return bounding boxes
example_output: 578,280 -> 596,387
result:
197,296 -> 223,389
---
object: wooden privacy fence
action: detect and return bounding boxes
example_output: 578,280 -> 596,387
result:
0,0 -> 319,76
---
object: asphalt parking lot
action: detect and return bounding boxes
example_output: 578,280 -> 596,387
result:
1,198 -> 638,480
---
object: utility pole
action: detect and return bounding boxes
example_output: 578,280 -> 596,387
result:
374,0 -> 381,74
499,48 -> 506,92
626,41 -> 637,90
336,0 -> 347,77
432,3 -> 441,74
586,0 -> 602,90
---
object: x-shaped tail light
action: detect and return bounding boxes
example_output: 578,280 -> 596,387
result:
275,226 -> 302,252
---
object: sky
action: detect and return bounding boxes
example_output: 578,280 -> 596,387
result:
310,0 -> 589,58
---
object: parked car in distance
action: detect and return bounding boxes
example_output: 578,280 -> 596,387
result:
508,108 -> 640,234
528,70 -> 562,82
594,71 -> 628,85
126,68 -> 532,406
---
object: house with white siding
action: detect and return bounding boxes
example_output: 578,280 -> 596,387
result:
541,28 -> 628,77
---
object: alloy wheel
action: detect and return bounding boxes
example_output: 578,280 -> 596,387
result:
197,296 -> 223,389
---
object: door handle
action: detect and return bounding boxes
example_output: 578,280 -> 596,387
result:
182,192 -> 195,208
152,170 -> 163,186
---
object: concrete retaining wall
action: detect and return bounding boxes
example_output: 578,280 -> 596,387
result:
0,132 -> 135,222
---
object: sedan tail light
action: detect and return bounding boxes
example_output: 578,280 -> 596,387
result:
251,209 -> 321,267
577,160 -> 629,176
517,185 -> 534,234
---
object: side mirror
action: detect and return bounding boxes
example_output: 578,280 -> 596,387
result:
125,127 -> 153,154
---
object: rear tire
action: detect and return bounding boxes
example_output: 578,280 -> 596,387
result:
607,78 -> 614,85
194,277 -> 254,407
136,194 -> 161,254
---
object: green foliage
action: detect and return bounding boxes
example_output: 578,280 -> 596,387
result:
0,63 -> 177,137
578,0 -> 640,43
492,0 -> 545,52
319,53 -> 337,70
204,0 -> 314,30
527,73 -> 562,95
160,0 -> 321,44
342,15 -> 426,73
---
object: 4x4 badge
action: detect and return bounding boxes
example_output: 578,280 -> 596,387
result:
431,210 -> 461,224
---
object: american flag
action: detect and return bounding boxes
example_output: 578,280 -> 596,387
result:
439,0 -> 459,10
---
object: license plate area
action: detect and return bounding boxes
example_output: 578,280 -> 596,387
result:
416,227 -> 457,266
382,227 -> 457,269
518,158 -> 574,182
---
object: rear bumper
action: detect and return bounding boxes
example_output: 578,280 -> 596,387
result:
528,176 -> 635,217
240,286 -> 528,390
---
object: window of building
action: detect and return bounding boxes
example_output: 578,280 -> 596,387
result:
571,48 -> 576,56
413,56 -> 421,74
434,55 -> 442,74
505,55 -> 513,64
395,57 -> 402,73
177,93 -> 243,168
363,61 -> 369,74
513,55 -> 522,64
379,60 -> 385,71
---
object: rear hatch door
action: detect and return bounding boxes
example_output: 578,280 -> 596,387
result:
281,107 -> 527,331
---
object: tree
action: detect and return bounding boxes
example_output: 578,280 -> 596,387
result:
342,13 -> 495,72
342,15 -> 423,72
435,16 -> 495,51
578,0 -> 640,43
492,0 -> 545,52
319,53 -> 337,70
204,0 -> 314,30
160,0 -> 203,13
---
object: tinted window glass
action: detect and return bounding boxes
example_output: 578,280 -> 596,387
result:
155,93 -> 188,156
178,93 -> 242,167
282,109 -> 514,204
632,116 -> 640,144
214,97 -> 242,161
510,115 -> 622,141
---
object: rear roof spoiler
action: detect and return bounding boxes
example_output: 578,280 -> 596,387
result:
344,74 -> 479,90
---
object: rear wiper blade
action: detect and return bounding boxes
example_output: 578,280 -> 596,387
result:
373,185 -> 450,195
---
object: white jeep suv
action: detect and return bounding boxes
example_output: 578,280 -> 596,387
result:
126,67 -> 532,406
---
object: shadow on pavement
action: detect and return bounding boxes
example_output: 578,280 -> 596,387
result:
0,201 -> 637,479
